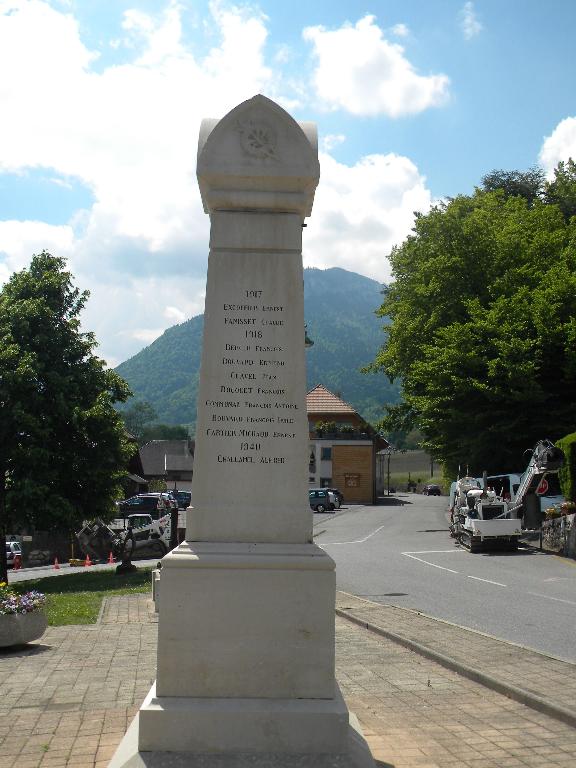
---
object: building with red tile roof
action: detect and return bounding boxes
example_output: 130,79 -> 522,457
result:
307,385 -> 388,505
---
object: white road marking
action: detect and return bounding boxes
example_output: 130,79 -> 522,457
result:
404,549 -> 467,555
401,552 -> 459,573
527,592 -> 576,607
321,524 -> 387,546
402,550 -> 507,586
467,575 -> 507,587
544,577 -> 575,583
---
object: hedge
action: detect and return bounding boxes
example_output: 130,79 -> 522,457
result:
556,432 -> 576,502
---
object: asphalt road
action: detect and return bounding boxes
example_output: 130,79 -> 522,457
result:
315,493 -> 576,663
9,497 -> 576,662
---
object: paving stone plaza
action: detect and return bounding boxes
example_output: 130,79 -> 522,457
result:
1,593 -> 576,768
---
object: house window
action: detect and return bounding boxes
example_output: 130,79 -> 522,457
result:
320,478 -> 332,488
320,447 -> 332,461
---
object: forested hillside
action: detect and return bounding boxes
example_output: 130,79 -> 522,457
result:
115,267 -> 399,428
303,267 -> 399,423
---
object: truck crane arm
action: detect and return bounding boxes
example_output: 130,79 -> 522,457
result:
508,439 -> 564,520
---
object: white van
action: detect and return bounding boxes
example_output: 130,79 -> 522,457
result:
5,540 -> 22,568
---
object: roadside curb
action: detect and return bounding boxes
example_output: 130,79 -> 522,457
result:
335,607 -> 576,730
96,595 -> 108,625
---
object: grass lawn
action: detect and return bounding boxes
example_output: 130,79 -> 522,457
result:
12,567 -> 153,626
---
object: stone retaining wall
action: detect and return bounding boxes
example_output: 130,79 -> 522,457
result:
542,512 -> 576,558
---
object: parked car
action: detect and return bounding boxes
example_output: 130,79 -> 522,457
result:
173,491 -> 191,510
125,514 -> 154,529
309,489 -> 339,512
5,540 -> 22,568
326,487 -> 344,504
117,492 -> 178,519
423,484 -> 442,496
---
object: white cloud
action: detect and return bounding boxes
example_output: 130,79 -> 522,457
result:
539,117 -> 576,175
0,220 -> 74,283
0,1 -> 435,368
391,23 -> 409,38
165,305 -> 187,323
132,328 -> 167,344
273,43 -> 292,64
321,134 -> 346,151
460,2 -> 482,41
304,152 -> 432,283
0,0 -> 273,364
303,15 -> 449,117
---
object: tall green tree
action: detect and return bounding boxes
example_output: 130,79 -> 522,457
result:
0,251 -> 133,581
371,169 -> 576,477
141,423 -> 189,443
481,167 -> 545,204
544,158 -> 576,221
121,400 -> 157,442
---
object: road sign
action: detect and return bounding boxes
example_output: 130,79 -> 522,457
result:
536,477 -> 549,495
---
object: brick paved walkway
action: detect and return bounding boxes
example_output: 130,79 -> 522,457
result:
1,592 -> 575,768
335,591 -> 576,719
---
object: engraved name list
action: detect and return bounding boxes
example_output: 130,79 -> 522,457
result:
204,287 -> 300,466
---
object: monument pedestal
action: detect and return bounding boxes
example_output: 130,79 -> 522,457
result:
155,542 -> 336,700
109,95 -> 374,768
110,541 -> 375,766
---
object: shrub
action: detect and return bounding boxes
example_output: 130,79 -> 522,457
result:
556,432 -> 576,502
315,421 -> 337,434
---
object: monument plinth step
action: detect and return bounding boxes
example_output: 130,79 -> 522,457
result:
109,686 -> 374,768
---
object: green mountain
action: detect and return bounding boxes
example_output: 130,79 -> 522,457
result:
115,267 -> 400,428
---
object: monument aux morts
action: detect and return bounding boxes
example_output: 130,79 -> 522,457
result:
109,95 -> 374,767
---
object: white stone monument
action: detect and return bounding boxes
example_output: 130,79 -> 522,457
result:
109,95 -> 374,768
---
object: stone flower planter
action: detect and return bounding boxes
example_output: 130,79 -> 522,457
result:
0,610 -> 48,648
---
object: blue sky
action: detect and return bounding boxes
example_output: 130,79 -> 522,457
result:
1,0 -> 575,366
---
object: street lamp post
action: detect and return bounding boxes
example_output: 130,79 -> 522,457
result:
383,446 -> 395,496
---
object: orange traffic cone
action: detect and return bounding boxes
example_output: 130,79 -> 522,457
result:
108,551 -> 114,565
53,557 -> 60,570
84,554 -> 92,567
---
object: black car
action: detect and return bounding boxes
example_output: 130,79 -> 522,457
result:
117,492 -> 178,519
173,491 -> 191,510
423,484 -> 442,496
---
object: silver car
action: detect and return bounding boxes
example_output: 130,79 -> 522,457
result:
309,489 -> 340,512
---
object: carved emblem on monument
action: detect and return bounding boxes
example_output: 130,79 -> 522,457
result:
236,118 -> 278,159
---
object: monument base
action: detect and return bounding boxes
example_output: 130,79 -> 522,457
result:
155,542 -> 337,700
108,683 -> 374,768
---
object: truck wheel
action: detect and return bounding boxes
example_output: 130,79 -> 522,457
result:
316,504 -> 326,513
154,541 -> 167,556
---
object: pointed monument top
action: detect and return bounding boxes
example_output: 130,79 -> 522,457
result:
197,94 -> 320,217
